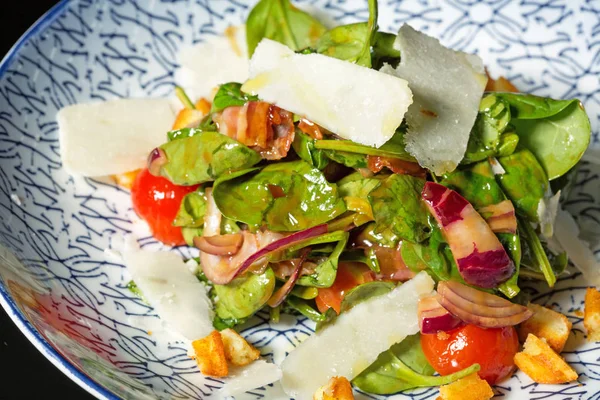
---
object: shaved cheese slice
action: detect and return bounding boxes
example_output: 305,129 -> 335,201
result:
58,99 -> 176,177
386,24 -> 487,174
280,271 -> 434,399
554,208 -> 600,287
176,25 -> 248,100
242,39 -> 413,148
220,360 -> 283,397
123,240 -> 214,340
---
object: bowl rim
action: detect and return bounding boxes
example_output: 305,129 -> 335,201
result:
0,1 -> 116,398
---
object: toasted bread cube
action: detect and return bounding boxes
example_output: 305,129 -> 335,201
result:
220,328 -> 260,367
313,376 -> 354,400
111,169 -> 140,190
172,108 -> 205,130
584,287 -> 600,342
195,98 -> 212,115
192,331 -> 228,377
518,303 -> 572,353
437,373 -> 493,400
514,334 -> 578,384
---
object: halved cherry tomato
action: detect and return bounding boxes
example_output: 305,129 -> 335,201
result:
420,324 -> 519,384
131,168 -> 198,246
315,262 -> 375,314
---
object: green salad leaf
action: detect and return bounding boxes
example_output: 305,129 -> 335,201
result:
159,132 -> 261,185
368,174 -> 430,244
401,221 -> 453,282
353,334 -> 480,394
213,160 -> 346,231
314,129 -> 415,161
297,232 -> 349,288
213,268 -> 276,323
322,150 -> 368,169
519,218 -> 556,287
496,149 -> 548,222
292,130 -> 329,169
316,0 -> 377,67
211,82 -> 258,113
284,296 -> 327,322
371,32 -> 400,69
246,0 -> 327,56
173,188 -> 207,227
495,93 -> 591,180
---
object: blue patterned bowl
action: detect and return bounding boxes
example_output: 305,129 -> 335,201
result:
1,1 -> 599,399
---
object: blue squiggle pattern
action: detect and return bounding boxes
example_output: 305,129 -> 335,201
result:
0,0 -> 599,399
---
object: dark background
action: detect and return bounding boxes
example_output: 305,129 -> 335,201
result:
0,2 -> 96,399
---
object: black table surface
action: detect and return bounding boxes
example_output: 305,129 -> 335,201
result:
1,2 -> 96,399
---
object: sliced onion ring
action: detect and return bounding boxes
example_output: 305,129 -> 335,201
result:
267,248 -> 310,308
437,281 -> 533,328
234,224 -> 328,279
418,294 -> 463,334
194,233 -> 244,256
147,147 -> 167,176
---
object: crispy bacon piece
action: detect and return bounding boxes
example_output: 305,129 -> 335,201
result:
215,101 -> 295,160
367,155 -> 426,178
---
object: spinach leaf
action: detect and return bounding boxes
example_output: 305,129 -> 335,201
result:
211,82 -> 258,113
167,117 -> 218,141
315,131 -> 415,161
463,94 -> 513,163
213,268 -> 276,322
246,0 -> 326,57
497,149 -> 548,222
353,334 -> 480,394
401,221 -> 452,282
495,93 -> 591,180
316,281 -> 395,331
292,130 -> 329,169
358,222 -> 401,248
290,285 -> 318,300
159,132 -> 262,185
338,176 -> 381,218
497,232 -> 522,298
284,296 -> 327,322
182,227 -> 203,246
213,160 -> 346,231
368,174 -> 430,244
371,32 -> 400,70
519,218 -> 556,287
297,233 -> 349,288
173,188 -> 206,227
322,150 -> 367,169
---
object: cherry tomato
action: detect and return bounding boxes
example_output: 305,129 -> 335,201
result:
315,262 -> 375,314
131,168 -> 198,246
420,324 -> 519,384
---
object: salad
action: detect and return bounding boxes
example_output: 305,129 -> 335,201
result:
56,0 -> 599,399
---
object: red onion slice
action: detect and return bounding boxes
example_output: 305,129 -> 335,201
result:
147,147 -> 167,176
437,281 -> 533,328
194,234 -> 244,256
267,249 -> 310,308
418,295 -> 463,334
234,224 -> 328,279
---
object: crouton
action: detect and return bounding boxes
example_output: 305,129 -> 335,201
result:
172,108 -> 205,130
220,328 -> 260,367
485,75 -> 519,93
195,98 -> 211,115
313,376 -> 354,400
192,330 -> 228,377
584,287 -> 600,342
111,169 -> 140,190
437,373 -> 493,400
518,303 -> 572,353
514,334 -> 578,384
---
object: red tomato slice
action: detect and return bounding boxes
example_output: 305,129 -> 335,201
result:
420,324 -> 519,384
315,262 -> 375,314
131,168 -> 198,246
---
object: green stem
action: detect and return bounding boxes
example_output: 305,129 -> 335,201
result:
286,297 -> 326,322
175,86 -> 195,110
390,356 -> 480,388
314,140 -> 415,161
366,248 -> 381,273
520,217 -> 556,288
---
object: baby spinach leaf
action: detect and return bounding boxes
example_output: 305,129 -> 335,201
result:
353,334 -> 480,394
497,232 -> 522,298
519,218 -> 556,287
368,175 -> 430,244
290,285 -> 318,300
213,268 -> 276,321
322,150 -> 367,169
167,117 -> 218,141
297,232 -> 349,288
358,222 -> 401,248
213,160 -> 346,231
173,188 -> 207,227
211,82 -> 258,113
495,93 -> 591,180
284,296 -> 327,322
315,130 -> 415,161
401,221 -> 451,282
371,32 -> 400,69
338,176 -> 381,218
316,0 -> 376,67
246,0 -> 326,57
316,281 -> 395,331
497,149 -> 548,222
292,130 -> 329,169
159,132 -> 261,185
182,227 -> 203,247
